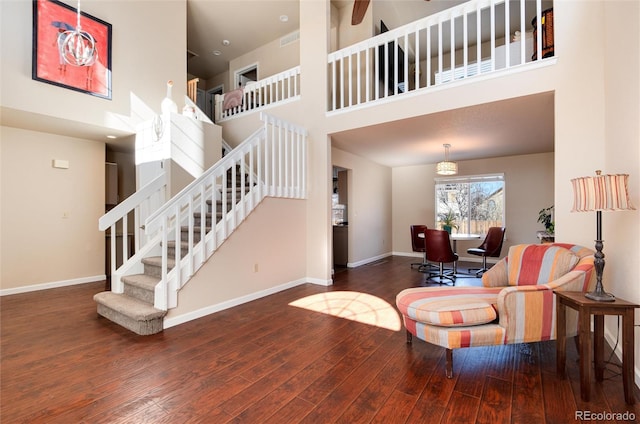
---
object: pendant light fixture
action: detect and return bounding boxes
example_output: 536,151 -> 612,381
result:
59,0 -> 96,66
436,143 -> 458,175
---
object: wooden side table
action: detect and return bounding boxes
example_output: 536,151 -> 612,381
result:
555,291 -> 638,404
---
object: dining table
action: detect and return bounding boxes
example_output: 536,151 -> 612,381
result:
449,233 -> 481,253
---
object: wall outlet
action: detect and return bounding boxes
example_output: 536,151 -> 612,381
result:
253,263 -> 259,273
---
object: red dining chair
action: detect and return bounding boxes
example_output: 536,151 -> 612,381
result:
467,227 -> 506,276
410,225 -> 429,271
424,229 -> 458,285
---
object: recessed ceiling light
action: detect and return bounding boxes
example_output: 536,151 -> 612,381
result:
212,50 -> 221,56
280,15 -> 289,22
106,135 -> 116,139
222,39 -> 230,46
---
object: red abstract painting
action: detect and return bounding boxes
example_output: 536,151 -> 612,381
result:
32,0 -> 112,99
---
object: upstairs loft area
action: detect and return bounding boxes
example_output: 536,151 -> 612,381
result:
328,0 -> 554,112
214,0 -> 554,121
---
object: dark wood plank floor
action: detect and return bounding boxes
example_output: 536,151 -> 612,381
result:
2,256 -> 638,423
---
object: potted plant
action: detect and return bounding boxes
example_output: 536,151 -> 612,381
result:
439,210 -> 459,234
537,205 -> 554,234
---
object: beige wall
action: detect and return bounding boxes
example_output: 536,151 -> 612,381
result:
551,1 -> 639,381
332,147 -> 393,266
227,30 -> 300,91
600,1 -> 640,312
300,0 -> 333,283
106,147 -> 136,203
335,0 -> 373,50
0,0 -> 187,291
1,0 -> 187,132
392,152 -> 554,261
167,197 -> 306,322
205,71 -> 229,93
1,127 -> 105,289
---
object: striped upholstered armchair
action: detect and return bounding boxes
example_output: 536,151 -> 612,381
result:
396,243 -> 596,377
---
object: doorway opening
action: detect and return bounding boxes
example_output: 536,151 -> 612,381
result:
235,64 -> 258,88
332,166 -> 350,271
206,84 -> 223,122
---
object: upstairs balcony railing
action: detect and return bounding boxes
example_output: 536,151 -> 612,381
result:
215,66 -> 301,122
328,0 -> 553,112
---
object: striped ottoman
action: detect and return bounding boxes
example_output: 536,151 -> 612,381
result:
396,286 -> 506,377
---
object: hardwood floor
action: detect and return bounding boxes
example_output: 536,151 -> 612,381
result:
2,256 -> 638,423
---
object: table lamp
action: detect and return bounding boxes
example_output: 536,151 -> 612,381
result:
571,171 -> 635,301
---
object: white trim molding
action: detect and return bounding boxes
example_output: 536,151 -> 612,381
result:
163,277 -> 309,329
0,275 -> 105,296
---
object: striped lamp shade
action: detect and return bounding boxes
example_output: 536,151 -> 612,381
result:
571,172 -> 635,212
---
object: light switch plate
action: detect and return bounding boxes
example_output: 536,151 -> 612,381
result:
52,159 -> 69,169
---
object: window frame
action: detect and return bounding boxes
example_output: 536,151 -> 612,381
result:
434,173 -> 506,236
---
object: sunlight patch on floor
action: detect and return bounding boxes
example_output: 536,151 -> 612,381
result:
289,291 -> 402,331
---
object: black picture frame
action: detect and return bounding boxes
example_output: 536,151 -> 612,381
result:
32,0 -> 112,99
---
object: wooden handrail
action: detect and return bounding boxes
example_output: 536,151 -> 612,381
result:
187,78 -> 199,103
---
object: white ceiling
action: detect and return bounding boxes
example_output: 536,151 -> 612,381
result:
186,0 -> 302,79
331,92 -> 555,167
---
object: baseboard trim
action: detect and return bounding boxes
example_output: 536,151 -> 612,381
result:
164,277 -> 311,329
0,275 -> 106,296
603,323 -> 640,391
306,277 -> 333,286
347,252 -> 393,268
392,251 -> 499,265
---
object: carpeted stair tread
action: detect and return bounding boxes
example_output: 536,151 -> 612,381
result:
142,256 -> 176,268
192,212 -> 213,218
94,292 -> 166,335
180,226 -> 211,233
121,273 -> 159,291
166,240 -> 190,248
95,158 -> 256,336
94,292 -> 166,319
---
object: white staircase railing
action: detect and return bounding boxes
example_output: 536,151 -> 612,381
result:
328,0 -> 551,112
215,66 -> 301,122
99,173 -> 167,283
143,113 -> 307,310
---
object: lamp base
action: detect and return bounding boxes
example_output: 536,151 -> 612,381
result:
585,291 -> 616,302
